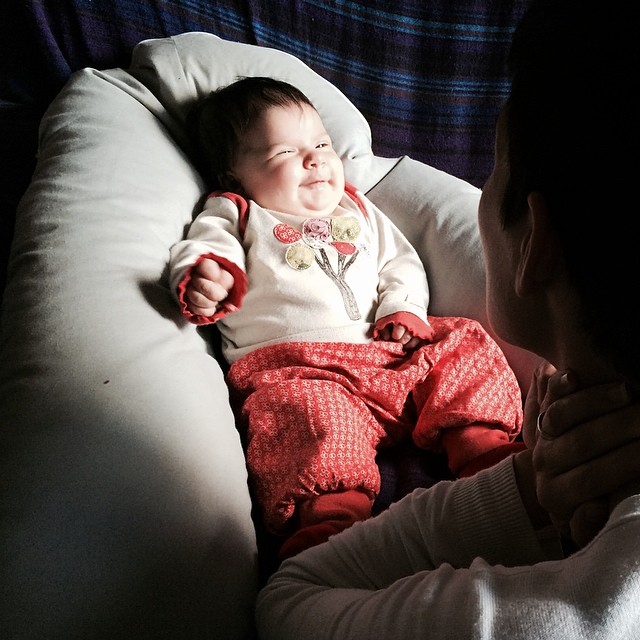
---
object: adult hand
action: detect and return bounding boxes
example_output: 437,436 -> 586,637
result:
530,367 -> 640,547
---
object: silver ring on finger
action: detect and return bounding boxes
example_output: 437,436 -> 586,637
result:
536,411 -> 553,440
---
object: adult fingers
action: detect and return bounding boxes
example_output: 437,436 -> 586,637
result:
522,361 -> 558,449
534,400 -> 640,476
537,380 -> 630,439
535,426 -> 640,517
568,499 -> 610,549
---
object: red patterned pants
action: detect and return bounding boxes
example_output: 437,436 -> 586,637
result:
227,316 -> 523,533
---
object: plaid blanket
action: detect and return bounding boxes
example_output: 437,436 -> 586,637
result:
2,1 -> 529,180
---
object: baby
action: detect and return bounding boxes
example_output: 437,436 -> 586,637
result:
169,76 -> 523,559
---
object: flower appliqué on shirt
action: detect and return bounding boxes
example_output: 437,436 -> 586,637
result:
273,216 -> 363,320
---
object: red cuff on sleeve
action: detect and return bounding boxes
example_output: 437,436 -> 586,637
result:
176,253 -> 248,325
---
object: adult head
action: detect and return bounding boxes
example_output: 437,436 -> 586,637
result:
479,0 -> 638,388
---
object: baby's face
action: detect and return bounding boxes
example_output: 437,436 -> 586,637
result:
229,103 -> 345,217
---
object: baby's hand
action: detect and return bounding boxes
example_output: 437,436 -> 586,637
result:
375,323 -> 425,350
184,258 -> 235,317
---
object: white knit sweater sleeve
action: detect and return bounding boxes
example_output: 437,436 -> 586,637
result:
256,456 -> 640,640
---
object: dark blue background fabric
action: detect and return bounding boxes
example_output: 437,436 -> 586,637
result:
2,1 -> 529,183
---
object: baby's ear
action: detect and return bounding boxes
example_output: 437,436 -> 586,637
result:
218,171 -> 243,192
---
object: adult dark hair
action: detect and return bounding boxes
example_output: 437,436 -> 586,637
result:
187,76 -> 315,189
503,0 -> 639,381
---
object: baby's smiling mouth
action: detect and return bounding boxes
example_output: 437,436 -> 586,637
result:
304,177 -> 329,188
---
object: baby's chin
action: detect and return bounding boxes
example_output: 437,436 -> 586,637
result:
284,195 -> 343,218
299,203 -> 342,218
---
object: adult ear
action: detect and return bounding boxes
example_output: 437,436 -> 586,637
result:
515,191 -> 559,296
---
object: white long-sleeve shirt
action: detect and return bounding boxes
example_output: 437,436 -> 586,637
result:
169,186 -> 430,363
256,456 -> 640,640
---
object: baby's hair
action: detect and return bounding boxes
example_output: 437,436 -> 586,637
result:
187,76 -> 315,190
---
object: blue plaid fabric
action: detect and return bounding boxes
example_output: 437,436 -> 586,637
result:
1,0 -> 529,185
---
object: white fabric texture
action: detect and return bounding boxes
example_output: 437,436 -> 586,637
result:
0,32 -> 538,637
257,457 -> 640,640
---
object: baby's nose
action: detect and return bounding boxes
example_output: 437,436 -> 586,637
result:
304,150 -> 324,167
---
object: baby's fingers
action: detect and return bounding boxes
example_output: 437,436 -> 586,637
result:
188,275 -> 229,305
196,258 -> 235,292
